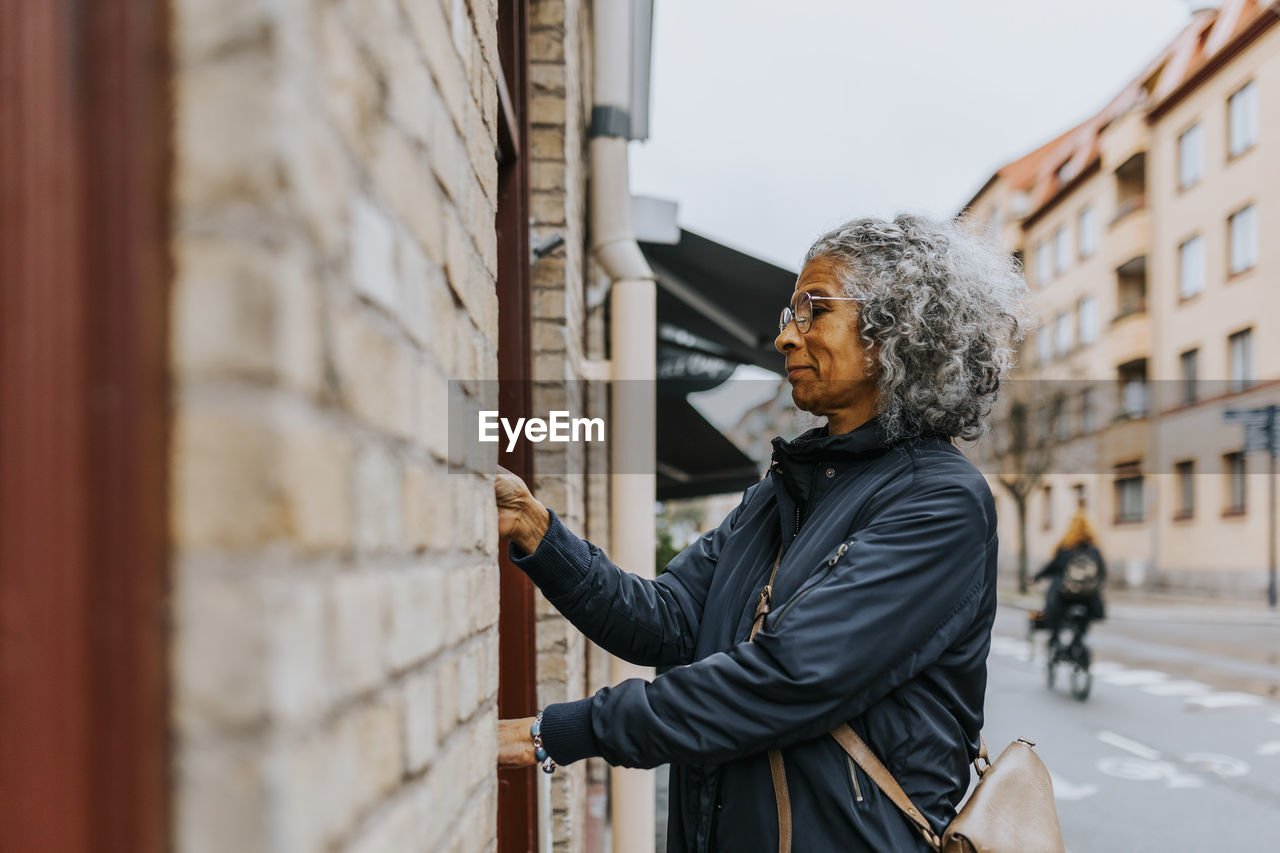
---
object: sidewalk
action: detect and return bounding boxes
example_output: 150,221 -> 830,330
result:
998,585 -> 1280,626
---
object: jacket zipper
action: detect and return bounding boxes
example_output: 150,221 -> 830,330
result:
771,541 -> 849,625
846,754 -> 864,802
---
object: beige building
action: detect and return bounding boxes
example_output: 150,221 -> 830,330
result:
965,1 -> 1280,596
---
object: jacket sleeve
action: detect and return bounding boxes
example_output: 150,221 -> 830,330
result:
1034,548 -> 1064,582
539,477 -> 992,768
509,487 -> 754,669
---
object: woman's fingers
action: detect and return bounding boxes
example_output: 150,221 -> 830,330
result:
496,717 -> 538,768
494,468 -> 532,541
493,468 -> 549,552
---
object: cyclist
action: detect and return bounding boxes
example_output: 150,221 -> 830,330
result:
1034,503 -> 1106,653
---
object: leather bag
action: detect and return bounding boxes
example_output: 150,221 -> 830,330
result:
749,549 -> 1067,853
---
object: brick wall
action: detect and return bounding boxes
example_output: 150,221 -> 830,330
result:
527,2 -> 611,851
170,1 -> 505,850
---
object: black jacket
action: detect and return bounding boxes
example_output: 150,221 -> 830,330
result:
511,416 -> 999,852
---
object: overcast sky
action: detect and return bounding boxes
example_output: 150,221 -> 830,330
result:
630,0 -> 1195,270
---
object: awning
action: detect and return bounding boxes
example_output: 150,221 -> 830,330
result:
642,228 -> 795,501
644,229 -> 796,372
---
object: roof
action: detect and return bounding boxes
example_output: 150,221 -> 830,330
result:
964,1 -> 1278,223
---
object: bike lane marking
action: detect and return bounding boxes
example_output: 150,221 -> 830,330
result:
1139,680 -> 1211,697
1186,692 -> 1265,709
1049,772 -> 1098,801
1096,669 -> 1167,687
1097,730 -> 1162,760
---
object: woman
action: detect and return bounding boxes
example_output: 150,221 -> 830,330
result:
496,215 -> 1032,851
1034,506 -> 1107,651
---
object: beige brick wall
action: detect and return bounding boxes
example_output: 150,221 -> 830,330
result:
171,1 -> 504,851
527,2 -> 612,851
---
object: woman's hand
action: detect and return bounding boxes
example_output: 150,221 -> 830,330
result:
495,465 -> 549,553
498,716 -> 539,768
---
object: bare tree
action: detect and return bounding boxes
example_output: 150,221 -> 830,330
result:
982,382 -> 1055,593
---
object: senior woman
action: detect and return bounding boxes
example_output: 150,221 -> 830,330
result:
495,214 -> 1032,851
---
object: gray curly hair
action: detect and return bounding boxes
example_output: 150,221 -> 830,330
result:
803,214 -> 1034,443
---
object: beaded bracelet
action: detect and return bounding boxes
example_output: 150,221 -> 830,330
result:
530,713 -> 556,774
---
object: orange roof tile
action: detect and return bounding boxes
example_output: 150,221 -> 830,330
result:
966,1 -> 1277,224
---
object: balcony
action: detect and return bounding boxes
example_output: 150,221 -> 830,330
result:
1114,359 -> 1149,423
1109,308 -> 1149,367
1100,109 -> 1148,174
1109,200 -> 1150,268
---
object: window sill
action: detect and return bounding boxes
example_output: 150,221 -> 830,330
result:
1221,507 -> 1248,518
1172,511 -> 1195,522
1113,516 -> 1145,526
1227,144 -> 1255,165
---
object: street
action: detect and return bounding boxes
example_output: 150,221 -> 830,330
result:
987,605 -> 1280,852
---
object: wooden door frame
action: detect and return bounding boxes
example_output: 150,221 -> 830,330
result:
0,2 -> 171,851
495,0 -> 539,849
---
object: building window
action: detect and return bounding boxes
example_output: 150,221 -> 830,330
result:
1080,387 -> 1095,433
1179,235 -> 1204,299
1078,296 -> 1099,344
1036,328 -> 1052,366
1228,81 -> 1258,158
1042,484 -> 1054,530
1054,225 -> 1071,275
1072,483 -> 1087,512
1078,206 -> 1096,258
1114,467 -> 1144,523
1224,451 -> 1247,513
1178,123 -> 1204,189
1228,328 -> 1255,393
1052,395 -> 1069,442
1036,239 -> 1052,286
1175,460 -> 1195,519
1035,405 -> 1050,446
1180,348 -> 1199,405
1119,359 -> 1148,419
1054,311 -> 1073,357
1228,205 -> 1258,275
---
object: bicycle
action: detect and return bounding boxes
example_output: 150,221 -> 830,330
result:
1028,603 -> 1093,701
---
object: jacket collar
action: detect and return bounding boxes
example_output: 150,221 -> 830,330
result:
767,415 -> 900,518
769,414 -> 895,469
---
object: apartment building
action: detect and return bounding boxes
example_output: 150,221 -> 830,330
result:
965,1 -> 1279,595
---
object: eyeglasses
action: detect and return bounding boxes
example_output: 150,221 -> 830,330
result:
778,291 -> 859,335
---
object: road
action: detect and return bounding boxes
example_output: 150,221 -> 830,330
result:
987,606 -> 1280,852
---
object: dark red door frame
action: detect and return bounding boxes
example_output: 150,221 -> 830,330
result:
495,0 -> 538,850
0,2 -> 171,852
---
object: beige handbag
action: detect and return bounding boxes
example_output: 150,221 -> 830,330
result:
749,550 -> 1067,853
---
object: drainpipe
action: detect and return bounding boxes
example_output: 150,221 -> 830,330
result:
591,2 -> 658,851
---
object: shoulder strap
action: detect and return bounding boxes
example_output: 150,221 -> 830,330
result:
830,725 -> 941,849
748,546 -> 783,641
748,547 -> 791,852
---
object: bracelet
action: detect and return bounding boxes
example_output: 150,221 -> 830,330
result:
530,713 -> 556,774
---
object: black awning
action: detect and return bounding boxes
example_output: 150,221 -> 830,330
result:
643,228 -> 792,500
642,229 -> 795,373
656,395 -> 761,501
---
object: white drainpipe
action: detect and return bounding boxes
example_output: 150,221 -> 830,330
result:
591,2 -> 658,851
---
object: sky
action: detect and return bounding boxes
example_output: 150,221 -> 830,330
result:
630,0 -> 1195,271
